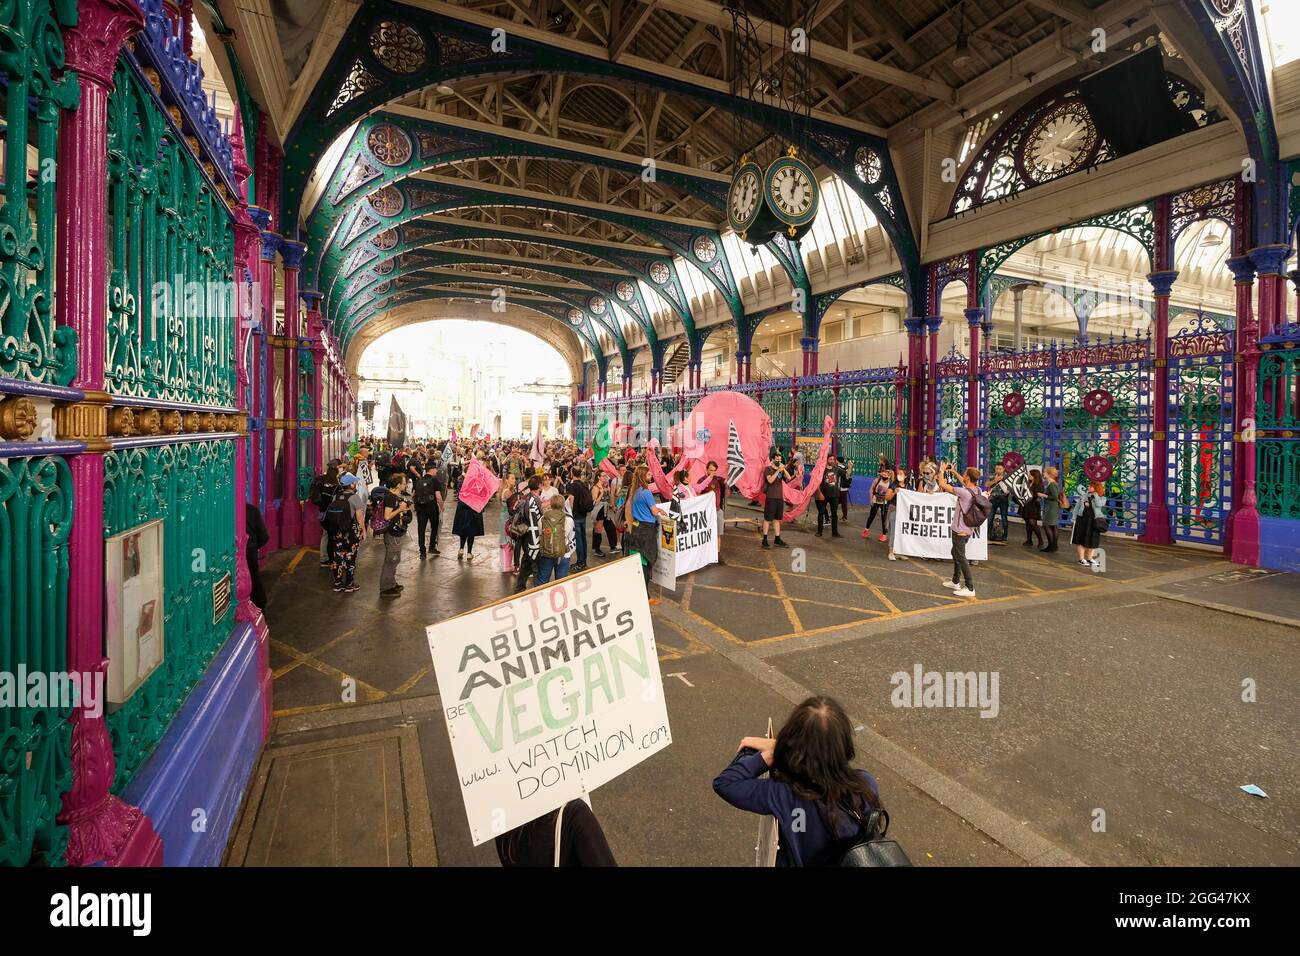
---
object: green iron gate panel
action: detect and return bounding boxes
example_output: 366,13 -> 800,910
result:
1257,348 -> 1300,519
795,382 -> 835,446
1167,324 -> 1234,544
102,440 -> 237,792
0,0 -> 78,386
574,403 -> 592,447
105,60 -> 236,407
622,397 -> 649,448
0,455 -> 73,867
1055,338 -> 1151,535
649,393 -> 679,448
837,372 -> 905,475
982,347 -> 1054,477
758,382 -> 794,451
936,350 -> 970,470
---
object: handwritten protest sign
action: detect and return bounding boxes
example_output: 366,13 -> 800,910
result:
426,556 -> 672,845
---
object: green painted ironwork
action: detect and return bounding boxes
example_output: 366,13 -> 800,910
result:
1167,332 -> 1233,544
0,0 -> 80,385
102,441 -> 237,792
105,60 -> 236,406
1257,350 -> 1299,520
758,385 -> 794,451
837,379 -> 906,475
0,455 -> 73,867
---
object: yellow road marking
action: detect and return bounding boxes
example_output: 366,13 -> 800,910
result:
695,582 -> 887,617
765,551 -> 803,632
831,549 -> 901,614
270,638 -> 387,702
285,547 -> 313,574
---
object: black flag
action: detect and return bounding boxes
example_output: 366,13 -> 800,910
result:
386,396 -> 408,448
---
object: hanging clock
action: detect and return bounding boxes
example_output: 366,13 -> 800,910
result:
763,149 -> 819,241
727,159 -> 769,239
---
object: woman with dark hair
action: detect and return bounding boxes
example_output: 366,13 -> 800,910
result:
713,696 -> 882,867
1021,469 -> 1045,549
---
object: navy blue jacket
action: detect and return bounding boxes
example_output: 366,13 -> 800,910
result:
713,752 -> 880,866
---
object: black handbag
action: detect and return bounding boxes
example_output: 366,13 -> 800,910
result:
838,809 -> 913,867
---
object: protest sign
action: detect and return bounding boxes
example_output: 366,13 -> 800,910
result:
668,494 -> 718,575
458,457 -> 500,512
426,556 -> 672,845
651,512 -> 676,591
890,488 -> 989,561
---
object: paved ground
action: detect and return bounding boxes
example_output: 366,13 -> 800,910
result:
227,499 -> 1300,867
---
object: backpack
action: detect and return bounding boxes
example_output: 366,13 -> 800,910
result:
369,487 -> 390,533
509,498 -> 532,539
322,490 -> 354,535
414,475 -> 437,505
571,482 -> 593,515
838,809 -> 913,868
539,508 -> 567,559
962,490 -> 992,529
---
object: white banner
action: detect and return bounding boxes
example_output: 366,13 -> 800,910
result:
891,489 -> 989,561
667,494 -> 718,576
426,556 -> 672,845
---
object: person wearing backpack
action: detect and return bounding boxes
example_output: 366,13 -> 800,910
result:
325,472 -> 366,593
308,461 -> 342,567
936,462 -> 987,598
413,462 -> 445,559
565,469 -> 593,572
535,494 -> 575,583
713,696 -> 886,867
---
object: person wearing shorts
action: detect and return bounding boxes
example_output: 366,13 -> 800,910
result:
761,449 -> 796,549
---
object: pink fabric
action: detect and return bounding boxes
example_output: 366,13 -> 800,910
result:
777,416 -> 835,521
599,457 -> 621,481
645,438 -> 687,498
459,458 -> 501,513
667,392 -> 774,501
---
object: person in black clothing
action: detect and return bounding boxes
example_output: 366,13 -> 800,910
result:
839,456 -> 853,522
495,799 -> 617,867
308,461 -> 342,567
513,476 -> 544,593
815,453 -> 846,538
413,463 -> 445,558
761,448 -> 796,549
566,468 -> 593,571
245,502 -> 270,609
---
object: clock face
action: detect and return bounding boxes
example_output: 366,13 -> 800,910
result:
728,166 -> 761,228
1024,106 -> 1096,182
767,158 -> 818,224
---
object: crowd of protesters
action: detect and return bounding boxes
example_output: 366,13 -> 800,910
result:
278,430 -> 1111,610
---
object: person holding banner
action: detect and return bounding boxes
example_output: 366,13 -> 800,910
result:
623,465 -> 661,603
495,799 -> 618,868
935,463 -> 986,598
698,460 -> 728,564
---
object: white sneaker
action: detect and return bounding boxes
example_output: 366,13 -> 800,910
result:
941,580 -> 960,590
1089,558 -> 1100,568
1078,559 -> 1090,566
953,587 -> 976,598
888,553 -> 897,561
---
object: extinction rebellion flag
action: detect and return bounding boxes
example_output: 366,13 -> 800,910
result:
726,419 -> 745,487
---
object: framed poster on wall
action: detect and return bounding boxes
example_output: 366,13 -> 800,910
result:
105,519 -> 165,708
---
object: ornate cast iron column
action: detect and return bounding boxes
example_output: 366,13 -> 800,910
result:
1226,255 -> 1260,565
54,0 -> 162,868
1141,269 -> 1179,545
800,336 -> 818,377
925,315 -> 943,461
278,239 -> 306,546
251,212 -> 280,548
903,317 -> 925,472
965,308 -> 984,470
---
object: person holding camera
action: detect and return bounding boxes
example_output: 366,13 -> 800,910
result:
713,696 -> 883,867
378,473 -> 412,598
762,448 -> 797,549
934,461 -> 983,598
